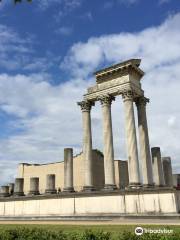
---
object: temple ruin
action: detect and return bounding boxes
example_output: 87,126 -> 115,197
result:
0,59 -> 179,219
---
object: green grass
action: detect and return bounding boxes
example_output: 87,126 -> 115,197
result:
0,224 -> 179,233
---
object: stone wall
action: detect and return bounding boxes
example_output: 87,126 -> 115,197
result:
0,189 -> 179,218
17,150 -> 128,194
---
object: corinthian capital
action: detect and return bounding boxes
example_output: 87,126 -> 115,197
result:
77,100 -> 94,111
121,90 -> 135,101
99,95 -> 115,106
135,96 -> 149,106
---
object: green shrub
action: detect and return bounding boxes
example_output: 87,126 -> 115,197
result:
0,227 -> 179,240
81,230 -> 111,240
116,231 -> 180,240
0,228 -> 66,240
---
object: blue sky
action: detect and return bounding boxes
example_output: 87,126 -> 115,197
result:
0,0 -> 180,184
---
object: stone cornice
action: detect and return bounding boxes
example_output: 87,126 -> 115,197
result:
94,59 -> 144,84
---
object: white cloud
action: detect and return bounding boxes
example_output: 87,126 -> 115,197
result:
117,0 -> 139,4
35,0 -> 83,21
55,26 -> 73,36
61,13 -> 180,76
167,116 -> 176,127
159,0 -> 171,4
59,12 -> 180,175
1,12 -> 180,185
0,72 -> 89,184
0,24 -> 57,72
80,12 -> 93,21
0,24 -> 32,70
103,0 -> 139,8
36,0 -> 82,11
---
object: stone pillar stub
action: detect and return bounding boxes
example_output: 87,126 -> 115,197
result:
99,95 -> 116,190
0,186 -> 10,197
63,148 -> 75,192
119,161 -> 129,189
151,147 -> 165,187
29,177 -> 40,195
173,174 -> 180,189
136,97 -> 154,187
9,183 -> 14,195
45,174 -> 57,194
78,100 -> 95,192
14,178 -> 24,196
122,90 -> 141,188
162,157 -> 173,187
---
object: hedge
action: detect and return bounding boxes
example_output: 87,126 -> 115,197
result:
0,228 -> 179,240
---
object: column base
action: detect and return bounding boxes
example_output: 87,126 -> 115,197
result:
154,184 -> 166,188
63,187 -> 75,193
13,192 -> 25,197
143,183 -> 155,188
102,184 -> 117,191
0,193 -> 10,198
128,183 -> 142,189
82,186 -> 95,192
28,191 -> 40,196
45,189 -> 57,194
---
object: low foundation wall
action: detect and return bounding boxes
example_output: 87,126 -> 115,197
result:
0,188 -> 179,219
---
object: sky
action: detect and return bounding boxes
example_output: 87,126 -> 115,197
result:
0,0 -> 180,185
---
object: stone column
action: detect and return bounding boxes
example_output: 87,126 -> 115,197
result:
162,157 -> 173,187
0,186 -> 10,197
9,183 -> 14,195
122,90 -> 141,188
63,148 -> 75,192
100,95 -> 116,190
136,97 -> 154,187
14,178 -> 24,196
119,161 -> 129,189
29,177 -> 40,195
45,174 -> 56,194
151,147 -> 165,187
177,175 -> 180,189
78,100 -> 95,191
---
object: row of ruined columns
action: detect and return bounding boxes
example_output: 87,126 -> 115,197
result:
78,90 -> 172,191
0,148 -> 173,198
0,148 -> 75,197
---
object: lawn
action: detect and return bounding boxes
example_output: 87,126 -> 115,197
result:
0,223 -> 179,239
0,223 -> 179,232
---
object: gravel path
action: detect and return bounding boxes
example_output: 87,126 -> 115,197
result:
0,219 -> 180,225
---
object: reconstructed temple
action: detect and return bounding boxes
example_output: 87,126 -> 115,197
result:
0,59 -> 179,220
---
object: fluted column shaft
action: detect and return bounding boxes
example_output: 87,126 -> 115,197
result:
100,95 -> 116,190
162,157 -> 173,187
63,148 -> 75,192
136,97 -> 154,187
151,147 -> 165,187
122,91 -> 141,188
78,100 -> 94,191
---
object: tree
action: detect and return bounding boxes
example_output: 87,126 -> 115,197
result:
0,0 -> 32,3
